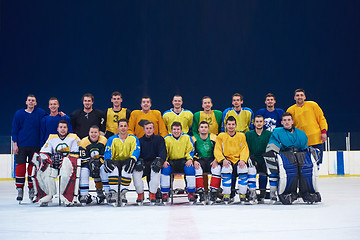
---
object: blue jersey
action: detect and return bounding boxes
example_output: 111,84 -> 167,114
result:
11,107 -> 47,147
139,134 -> 167,162
255,108 -> 284,132
40,114 -> 73,146
266,127 -> 308,153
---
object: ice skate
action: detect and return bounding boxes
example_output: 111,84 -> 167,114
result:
162,193 -> 169,205
239,194 -> 246,205
136,193 -> 144,206
16,188 -> 23,203
223,194 -> 231,204
120,189 -> 128,206
28,188 -> 35,202
269,190 -> 277,205
198,192 -> 205,205
248,190 -> 258,205
108,190 -> 117,206
79,195 -> 89,206
149,193 -> 156,206
96,189 -> 106,204
188,192 -> 196,204
209,190 -> 217,205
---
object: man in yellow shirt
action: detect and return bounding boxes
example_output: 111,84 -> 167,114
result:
214,116 -> 255,204
160,121 -> 196,204
163,95 -> 194,134
128,96 -> 168,138
287,89 -> 328,164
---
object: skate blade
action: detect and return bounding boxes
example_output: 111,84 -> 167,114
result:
137,202 -> 143,206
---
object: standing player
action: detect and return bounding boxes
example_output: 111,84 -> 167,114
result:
214,116 -> 254,204
245,115 -> 272,203
70,93 -> 106,139
192,121 -> 218,204
287,89 -> 328,164
160,122 -> 196,203
222,93 -> 254,133
128,96 -> 168,138
192,96 -> 222,136
133,121 -> 167,205
40,97 -> 73,146
78,125 -> 107,205
163,95 -> 194,135
100,119 -> 140,206
104,91 -> 131,139
33,120 -> 80,206
12,94 -> 47,202
255,93 -> 284,132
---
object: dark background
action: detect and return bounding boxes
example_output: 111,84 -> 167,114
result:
0,1 -> 359,151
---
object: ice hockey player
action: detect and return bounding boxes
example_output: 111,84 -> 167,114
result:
100,119 -> 140,206
31,120 -> 80,206
12,94 -> 47,203
160,121 -> 196,204
245,115 -> 272,203
264,112 -> 321,204
221,93 -> 254,133
255,93 -> 284,132
192,121 -> 218,204
163,95 -> 194,134
133,120 -> 167,205
78,125 -> 107,205
214,116 -> 254,204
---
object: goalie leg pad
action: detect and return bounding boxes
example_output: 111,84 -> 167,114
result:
277,152 -> 299,204
160,165 -> 172,193
132,169 -> 144,194
59,156 -> 78,205
237,165 -> 248,195
31,153 -> 57,204
296,151 -> 321,203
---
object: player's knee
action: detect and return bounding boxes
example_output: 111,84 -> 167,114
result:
211,165 -> 221,175
221,165 -> 232,174
184,165 -> 195,176
161,165 -> 172,176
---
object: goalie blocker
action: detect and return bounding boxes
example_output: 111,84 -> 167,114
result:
31,152 -> 81,206
263,148 -> 321,204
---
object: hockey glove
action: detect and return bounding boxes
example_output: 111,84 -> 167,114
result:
124,158 -> 136,173
89,158 -> 102,178
134,158 -> 144,172
104,159 -> 115,173
151,157 -> 164,173
52,152 -> 63,169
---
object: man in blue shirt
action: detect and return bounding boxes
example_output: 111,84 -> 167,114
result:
255,93 -> 284,132
12,94 -> 47,202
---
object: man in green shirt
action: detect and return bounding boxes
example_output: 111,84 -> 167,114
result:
192,121 -> 218,204
245,115 -> 272,203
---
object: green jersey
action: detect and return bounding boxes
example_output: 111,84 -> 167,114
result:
192,133 -> 217,159
245,129 -> 272,164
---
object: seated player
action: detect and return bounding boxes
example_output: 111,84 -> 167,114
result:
245,115 -> 272,203
160,122 -> 196,204
78,125 -> 107,205
192,121 -> 217,204
100,119 -> 140,206
31,120 -> 80,206
214,116 -> 254,204
133,121 -> 167,205
264,112 -> 321,204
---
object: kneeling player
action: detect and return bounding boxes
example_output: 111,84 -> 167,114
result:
192,121 -> 218,204
31,120 -> 80,206
264,112 -> 321,204
160,122 -> 196,204
100,119 -> 140,206
133,121 -> 167,205
213,116 -> 255,204
78,125 -> 107,205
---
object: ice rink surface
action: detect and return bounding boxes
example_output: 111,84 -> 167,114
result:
1,177 -> 360,240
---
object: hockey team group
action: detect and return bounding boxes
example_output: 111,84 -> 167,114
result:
11,89 -> 328,207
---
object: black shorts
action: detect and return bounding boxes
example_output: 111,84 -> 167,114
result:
15,147 -> 40,164
196,157 -> 214,174
255,161 -> 267,175
168,158 -> 187,174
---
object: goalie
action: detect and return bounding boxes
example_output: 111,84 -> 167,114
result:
31,120 -> 80,206
264,112 -> 321,205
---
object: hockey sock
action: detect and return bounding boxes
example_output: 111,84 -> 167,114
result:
15,163 -> 26,189
221,173 -> 232,195
27,163 -> 34,189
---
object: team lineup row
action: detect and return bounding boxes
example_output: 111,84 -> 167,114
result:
11,89 -> 327,206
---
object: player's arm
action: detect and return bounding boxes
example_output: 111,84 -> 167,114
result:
266,130 -> 281,153
127,111 -> 136,135
157,136 -> 167,161
184,135 -> 194,166
314,103 -> 328,142
214,135 -> 226,163
238,134 -> 249,167
192,112 -> 199,136
158,112 -> 169,138
129,136 -> 141,161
